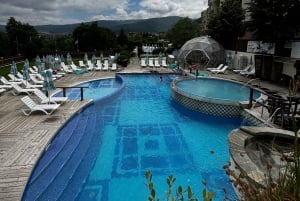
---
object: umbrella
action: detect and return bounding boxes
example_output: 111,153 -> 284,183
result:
10,61 -> 18,81
49,57 -> 55,70
92,54 -> 96,65
67,53 -> 72,65
100,52 -> 103,62
37,63 -> 45,74
158,52 -> 163,65
42,70 -> 56,103
84,53 -> 88,64
61,54 -> 65,63
22,62 -> 30,87
36,56 -> 41,67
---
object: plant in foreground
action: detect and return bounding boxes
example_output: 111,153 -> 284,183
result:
145,170 -> 214,201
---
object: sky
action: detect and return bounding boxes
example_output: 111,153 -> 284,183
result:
0,0 -> 208,25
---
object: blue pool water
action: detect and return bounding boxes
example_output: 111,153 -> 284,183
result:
22,74 -> 241,201
175,78 -> 261,103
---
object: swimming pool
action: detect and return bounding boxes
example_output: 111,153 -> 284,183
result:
22,74 -> 241,201
172,77 -> 262,117
174,77 -> 261,103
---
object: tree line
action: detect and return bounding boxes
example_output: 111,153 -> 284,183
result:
0,0 -> 299,60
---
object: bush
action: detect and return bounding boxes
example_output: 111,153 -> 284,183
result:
117,50 -> 130,67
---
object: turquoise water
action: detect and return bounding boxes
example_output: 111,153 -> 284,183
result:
176,78 -> 261,102
22,74 -> 241,201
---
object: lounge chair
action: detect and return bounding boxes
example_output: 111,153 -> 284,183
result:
210,65 -> 228,74
10,83 -> 36,95
86,60 -> 94,71
102,60 -> 109,71
0,83 -> 13,89
233,65 -> 252,73
29,74 -> 44,84
34,88 -> 68,104
61,62 -> 73,73
20,96 -> 60,116
28,67 -> 38,74
0,76 -> 22,85
148,59 -> 154,68
207,64 -> 224,71
141,58 -> 147,67
240,67 -> 255,77
79,60 -> 86,68
20,80 -> 43,89
111,63 -> 117,71
8,74 -> 23,82
0,88 -> 6,94
161,59 -> 168,67
95,60 -> 102,70
70,63 -> 87,74
154,58 -> 160,67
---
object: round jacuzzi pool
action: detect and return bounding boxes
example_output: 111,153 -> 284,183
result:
171,77 -> 262,117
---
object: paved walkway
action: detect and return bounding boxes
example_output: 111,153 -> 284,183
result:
0,59 -> 292,201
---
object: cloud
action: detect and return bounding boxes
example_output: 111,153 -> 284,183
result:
0,0 -> 208,25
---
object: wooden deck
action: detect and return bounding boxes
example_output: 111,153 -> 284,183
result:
0,60 -> 291,201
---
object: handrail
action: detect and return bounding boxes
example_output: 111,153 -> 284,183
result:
56,86 -> 89,101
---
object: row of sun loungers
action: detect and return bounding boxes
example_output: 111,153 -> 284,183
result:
1,67 -> 69,116
205,63 -> 255,76
0,59 -> 120,116
76,60 -> 117,72
140,57 -> 168,68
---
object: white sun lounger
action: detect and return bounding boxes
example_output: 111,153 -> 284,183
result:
8,74 -> 23,82
0,76 -> 22,86
21,95 -> 60,116
111,63 -> 117,71
10,83 -> 36,95
0,88 -> 6,94
233,65 -> 252,73
29,74 -> 44,84
210,65 -> 228,74
207,64 -> 224,71
34,89 -> 68,104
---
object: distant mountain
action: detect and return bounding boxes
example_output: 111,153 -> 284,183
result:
0,16 -> 182,34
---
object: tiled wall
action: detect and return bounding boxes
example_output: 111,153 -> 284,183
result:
171,89 -> 241,118
172,88 -> 268,127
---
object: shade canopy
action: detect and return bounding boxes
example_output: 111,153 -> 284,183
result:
177,36 -> 226,69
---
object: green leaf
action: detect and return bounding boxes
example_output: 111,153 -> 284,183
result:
187,186 -> 193,199
149,182 -> 154,190
151,189 -> 156,198
177,186 -> 183,195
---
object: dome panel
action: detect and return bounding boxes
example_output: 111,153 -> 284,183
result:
178,36 -> 226,69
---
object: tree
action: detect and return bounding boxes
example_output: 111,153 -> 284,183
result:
0,32 -> 10,57
206,0 -> 245,49
166,17 -> 200,49
73,22 -> 117,52
6,17 -> 40,57
247,0 -> 300,43
117,28 -> 128,47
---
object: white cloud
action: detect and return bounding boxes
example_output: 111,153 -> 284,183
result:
0,0 -> 208,25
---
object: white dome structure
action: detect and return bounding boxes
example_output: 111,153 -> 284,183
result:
177,36 -> 226,69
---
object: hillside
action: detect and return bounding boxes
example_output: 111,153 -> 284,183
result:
0,16 -> 182,34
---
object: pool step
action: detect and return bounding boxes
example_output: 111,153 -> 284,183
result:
38,115 -> 94,201
36,113 -> 98,201
57,116 -> 104,201
28,116 -> 80,184
22,115 -> 90,201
